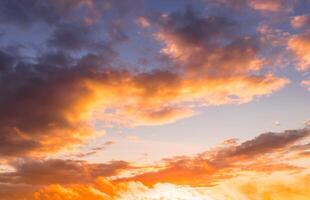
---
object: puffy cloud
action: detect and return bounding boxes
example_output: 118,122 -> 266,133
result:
23,173 -> 310,200
32,179 -> 215,200
291,15 -> 310,29
0,4 -> 288,160
0,49 -> 287,159
288,31 -> 310,71
155,7 -> 286,75
154,7 -> 288,102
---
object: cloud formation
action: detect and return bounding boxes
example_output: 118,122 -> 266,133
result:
0,5 -> 290,159
0,159 -> 131,185
209,0 -> 297,12
0,127 -> 309,199
123,129 -> 309,186
288,31 -> 310,71
291,15 -> 310,29
0,1 -> 309,199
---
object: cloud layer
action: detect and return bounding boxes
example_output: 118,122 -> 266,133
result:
0,0 -> 310,199
0,2 -> 291,159
0,127 -> 309,199
0,128 -> 310,199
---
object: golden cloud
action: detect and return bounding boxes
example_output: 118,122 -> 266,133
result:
1,128 -> 309,199
288,31 -> 310,71
26,173 -> 310,200
0,6 -> 289,160
120,129 -> 309,186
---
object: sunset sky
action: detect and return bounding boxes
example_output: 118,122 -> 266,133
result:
0,0 -> 310,199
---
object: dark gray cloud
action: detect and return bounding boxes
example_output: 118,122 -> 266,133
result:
0,0 -> 135,27
0,0 -> 82,27
0,50 -> 15,72
0,49 -> 179,158
230,129 -> 310,157
0,159 -> 131,185
48,23 -> 96,51
158,6 -> 237,45
153,6 -> 264,77
0,50 -> 115,158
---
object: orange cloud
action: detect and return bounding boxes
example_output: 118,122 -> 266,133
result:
121,129 -> 309,186
209,0 -> 296,12
291,15 -> 310,29
206,173 -> 310,200
3,57 -> 285,159
288,31 -> 310,71
27,173 -> 310,200
31,177 -> 213,200
1,128 -> 309,199
248,0 -> 291,12
0,7 -> 289,160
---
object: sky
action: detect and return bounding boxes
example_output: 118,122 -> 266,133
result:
0,0 -> 310,199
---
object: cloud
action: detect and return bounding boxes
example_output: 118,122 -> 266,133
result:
248,0 -> 296,12
288,31 -> 310,71
208,173 -> 310,200
153,7 -> 288,102
68,141 -> 116,158
155,7 -> 286,76
228,129 -> 309,157
0,159 -> 131,185
31,179 -> 216,200
0,4 -> 288,160
0,50 -> 15,72
48,23 -> 98,51
301,80 -> 310,91
0,0 -> 134,28
0,128 -> 309,199
0,53 -> 101,158
210,0 -> 297,12
0,183 -> 37,200
0,0 -> 93,27
122,129 -> 309,186
124,106 -> 195,126
135,16 -> 151,28
21,173 -> 310,200
291,15 -> 310,29
305,120 -> 310,127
